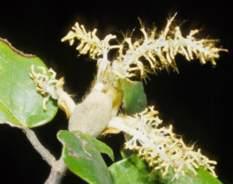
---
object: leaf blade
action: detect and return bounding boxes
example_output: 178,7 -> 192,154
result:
159,167 -> 223,184
109,155 -> 158,184
120,80 -> 147,114
57,130 -> 113,184
0,38 -> 58,128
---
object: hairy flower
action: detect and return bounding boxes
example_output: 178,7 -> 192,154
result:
29,65 -> 61,109
29,65 -> 75,116
108,106 -> 217,178
112,14 -> 227,79
61,22 -> 118,60
62,15 -> 226,82
61,22 -> 121,82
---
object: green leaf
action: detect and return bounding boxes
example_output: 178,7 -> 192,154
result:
195,168 -> 223,184
159,167 -> 223,184
109,155 -> 158,184
0,39 -> 58,128
90,136 -> 114,161
120,80 -> 147,114
57,130 -> 113,184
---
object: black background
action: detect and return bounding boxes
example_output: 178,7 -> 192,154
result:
0,0 -> 232,184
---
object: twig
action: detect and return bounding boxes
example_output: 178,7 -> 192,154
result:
23,128 -> 67,184
23,128 -> 56,167
44,157 -> 66,184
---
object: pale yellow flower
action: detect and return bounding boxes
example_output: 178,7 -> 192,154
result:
108,106 -> 217,179
62,14 -> 227,81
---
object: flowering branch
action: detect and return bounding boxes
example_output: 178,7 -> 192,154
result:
60,14 -> 226,181
29,66 -> 77,184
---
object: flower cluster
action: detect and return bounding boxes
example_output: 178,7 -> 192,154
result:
62,14 -> 226,81
108,107 -> 217,179
29,65 -> 75,116
29,65 -> 63,110
113,15 -> 226,79
61,21 -> 121,82
61,22 -> 104,59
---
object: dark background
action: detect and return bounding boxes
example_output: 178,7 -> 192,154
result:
0,0 -> 232,183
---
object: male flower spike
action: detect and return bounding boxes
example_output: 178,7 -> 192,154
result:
108,107 -> 217,179
61,14 -> 227,82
